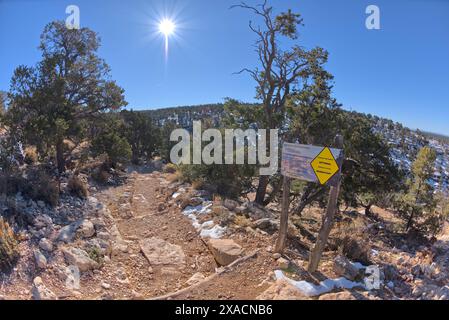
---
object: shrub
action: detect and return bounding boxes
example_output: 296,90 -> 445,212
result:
25,170 -> 59,207
163,163 -> 178,174
24,146 -> 38,165
179,163 -> 255,200
91,165 -> 111,184
1,170 -> 59,207
91,131 -> 132,167
330,220 -> 371,265
0,217 -> 20,271
192,179 -> 205,190
86,246 -> 104,266
67,175 -> 89,198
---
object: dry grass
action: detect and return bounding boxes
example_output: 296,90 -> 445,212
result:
24,146 -> 38,165
68,175 -> 89,198
234,215 -> 252,228
330,217 -> 371,265
192,179 -> 205,190
0,217 -> 19,271
163,163 -> 178,174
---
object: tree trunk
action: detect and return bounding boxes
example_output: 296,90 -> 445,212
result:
275,177 -> 291,253
365,204 -> 372,217
255,175 -> 269,205
406,210 -> 415,232
56,138 -> 65,174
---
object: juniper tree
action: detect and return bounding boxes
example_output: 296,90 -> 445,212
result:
6,21 -> 127,173
233,1 -> 332,205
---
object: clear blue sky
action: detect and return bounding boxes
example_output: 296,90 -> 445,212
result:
1,0 -> 448,134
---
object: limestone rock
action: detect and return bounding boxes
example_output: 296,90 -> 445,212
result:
39,238 -> 53,252
77,220 -> 95,239
140,237 -> 186,266
34,249 -> 47,269
247,202 -> 274,220
186,273 -> 206,286
62,247 -> 100,272
208,239 -> 243,266
277,257 -> 290,269
257,280 -> 309,300
223,199 -> 239,211
318,291 -> 359,300
333,255 -> 360,281
32,277 -> 57,300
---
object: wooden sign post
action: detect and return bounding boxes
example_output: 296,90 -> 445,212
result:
276,136 -> 344,273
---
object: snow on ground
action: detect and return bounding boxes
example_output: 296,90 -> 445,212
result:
182,201 -> 227,239
274,270 -> 366,297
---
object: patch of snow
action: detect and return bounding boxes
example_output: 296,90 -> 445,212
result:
200,225 -> 227,239
172,192 -> 181,199
274,270 -> 366,297
182,202 -> 226,239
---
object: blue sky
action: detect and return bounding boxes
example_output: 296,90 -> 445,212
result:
1,0 -> 448,135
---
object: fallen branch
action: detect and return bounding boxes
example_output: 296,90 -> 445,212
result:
150,250 -> 260,300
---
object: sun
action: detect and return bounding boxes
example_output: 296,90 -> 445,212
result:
159,19 -> 176,36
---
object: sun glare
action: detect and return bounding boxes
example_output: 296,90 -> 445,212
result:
159,19 -> 175,36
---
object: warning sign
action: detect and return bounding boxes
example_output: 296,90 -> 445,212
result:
311,147 -> 340,185
281,143 -> 343,186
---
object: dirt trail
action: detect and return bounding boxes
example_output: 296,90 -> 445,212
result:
95,170 -> 274,300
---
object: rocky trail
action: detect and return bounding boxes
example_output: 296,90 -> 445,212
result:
2,165 -> 449,301
94,169 -> 278,300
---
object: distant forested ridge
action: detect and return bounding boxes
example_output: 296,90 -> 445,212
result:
138,103 -> 449,192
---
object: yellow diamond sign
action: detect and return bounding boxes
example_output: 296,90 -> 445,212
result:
311,147 -> 340,185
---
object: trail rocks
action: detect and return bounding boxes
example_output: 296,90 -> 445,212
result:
140,237 -> 186,267
253,218 -> 276,231
57,223 -> 79,243
257,280 -> 308,300
39,238 -> 53,252
318,291 -> 360,300
77,220 -> 95,239
223,199 -> 239,211
333,256 -> 360,281
186,273 -> 206,286
32,277 -> 57,300
247,202 -> 274,220
212,205 -> 230,216
277,257 -> 290,270
207,239 -> 243,266
33,250 -> 47,269
62,247 -> 100,272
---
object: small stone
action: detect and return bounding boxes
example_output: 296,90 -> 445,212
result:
157,203 -> 166,212
62,247 -> 100,272
32,277 -> 57,300
101,283 -> 111,290
223,199 -> 239,211
78,220 -> 95,238
277,257 -> 289,269
208,239 -> 243,266
34,250 -> 47,269
333,255 -> 360,281
39,238 -> 53,252
186,273 -> 206,286
272,253 -> 281,260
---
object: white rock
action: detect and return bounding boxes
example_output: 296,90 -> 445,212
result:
32,277 -> 57,300
62,247 -> 100,272
140,237 -> 186,267
34,250 -> 47,269
39,238 -> 53,252
78,220 -> 95,238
